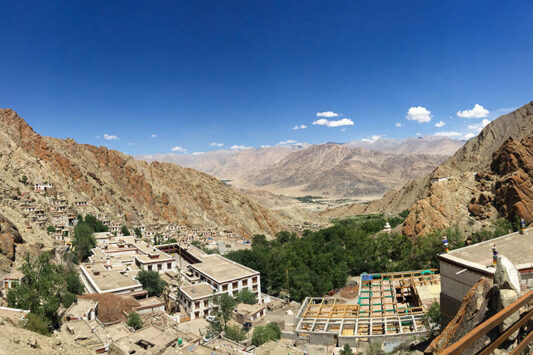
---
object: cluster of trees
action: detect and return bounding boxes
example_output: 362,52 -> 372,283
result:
7,253 -> 85,335
226,215 -> 516,302
72,214 -> 111,261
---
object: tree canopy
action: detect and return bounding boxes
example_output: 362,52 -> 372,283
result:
136,270 -> 167,297
121,225 -> 130,236
72,222 -> 96,261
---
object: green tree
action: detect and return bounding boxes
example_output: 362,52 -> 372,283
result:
20,175 -> 28,184
134,227 -> 142,238
136,270 -> 167,297
8,254 -> 65,331
84,214 -> 108,232
251,322 -> 281,346
65,270 -> 85,294
340,344 -> 353,355
224,324 -> 246,342
61,293 -> 76,308
121,225 -> 130,236
46,226 -> 56,234
211,293 -> 236,330
72,223 -> 96,261
423,301 -> 441,336
234,288 -> 257,304
127,312 -> 143,330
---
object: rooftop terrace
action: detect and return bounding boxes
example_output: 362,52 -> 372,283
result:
189,254 -> 258,283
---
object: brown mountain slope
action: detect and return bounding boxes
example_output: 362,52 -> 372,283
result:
324,101 -> 533,236
252,143 -> 448,198
0,108 -> 290,240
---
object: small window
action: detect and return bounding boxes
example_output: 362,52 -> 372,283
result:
222,284 -> 228,291
167,262 -> 172,269
242,279 -> 248,286
232,281 -> 238,289
148,265 -> 152,271
158,264 -> 162,271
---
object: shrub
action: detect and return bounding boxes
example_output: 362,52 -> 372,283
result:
23,313 -> 50,336
127,312 -> 143,330
340,344 -> 353,355
224,324 -> 246,342
251,322 -> 280,346
121,225 -> 130,236
46,226 -> 56,233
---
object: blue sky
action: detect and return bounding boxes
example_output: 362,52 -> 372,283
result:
1,1 -> 532,155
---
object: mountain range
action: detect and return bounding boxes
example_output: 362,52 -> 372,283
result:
139,137 -> 463,198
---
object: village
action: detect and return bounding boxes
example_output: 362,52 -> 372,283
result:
0,181 -> 532,354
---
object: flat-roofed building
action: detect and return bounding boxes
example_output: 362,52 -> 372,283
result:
179,282 -> 217,320
188,254 -> 261,303
79,264 -> 144,296
233,303 -> 266,324
133,296 -> 165,315
65,298 -> 98,321
439,228 -> 533,326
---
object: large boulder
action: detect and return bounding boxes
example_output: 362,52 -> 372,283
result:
493,255 -> 522,340
494,255 -> 522,296
425,278 -> 495,354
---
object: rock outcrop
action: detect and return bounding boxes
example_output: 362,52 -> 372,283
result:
493,255 -> 522,339
491,136 -> 533,224
425,277 -> 495,354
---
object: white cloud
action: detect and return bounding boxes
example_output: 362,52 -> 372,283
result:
468,119 -> 491,132
171,146 -> 187,152
316,111 -> 339,118
406,106 -> 432,123
230,145 -> 252,150
292,124 -> 307,130
341,128 -> 346,132
416,132 -> 422,136
278,139 -> 299,146
96,135 -> 100,139
127,142 -> 134,146
395,123 -> 402,127
103,133 -> 119,140
434,131 -> 462,138
209,142 -> 224,147
361,135 -> 385,143
435,120 -> 445,128
313,118 -> 354,127
457,104 -> 489,118
463,133 -> 476,140
260,145 -> 271,148
150,134 -> 157,138
192,152 -> 204,155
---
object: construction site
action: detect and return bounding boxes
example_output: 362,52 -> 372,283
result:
294,270 -> 440,347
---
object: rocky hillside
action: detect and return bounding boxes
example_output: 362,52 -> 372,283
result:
0,109 -> 291,243
325,101 -> 533,237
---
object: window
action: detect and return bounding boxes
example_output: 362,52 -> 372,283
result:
195,302 -> 200,308
242,279 -> 247,286
167,262 -> 172,269
253,285 -> 258,291
222,284 -> 228,291
148,265 -> 152,271
252,276 -> 257,283
204,300 -> 208,307
158,264 -> 162,271
232,281 -> 238,289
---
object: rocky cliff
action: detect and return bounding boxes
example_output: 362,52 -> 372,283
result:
0,109 -> 290,243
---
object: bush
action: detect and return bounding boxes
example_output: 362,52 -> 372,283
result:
251,322 -> 280,346
423,301 -> 441,335
127,312 -> 142,330
234,288 -> 257,304
136,270 -> 167,297
23,313 -> 50,336
46,226 -> 56,233
340,344 -> 353,355
83,214 -> 109,232
134,228 -> 142,238
224,324 -> 246,342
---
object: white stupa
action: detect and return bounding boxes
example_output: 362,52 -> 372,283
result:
383,221 -> 392,233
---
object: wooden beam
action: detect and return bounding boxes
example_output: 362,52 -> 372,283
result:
441,290 -> 533,355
